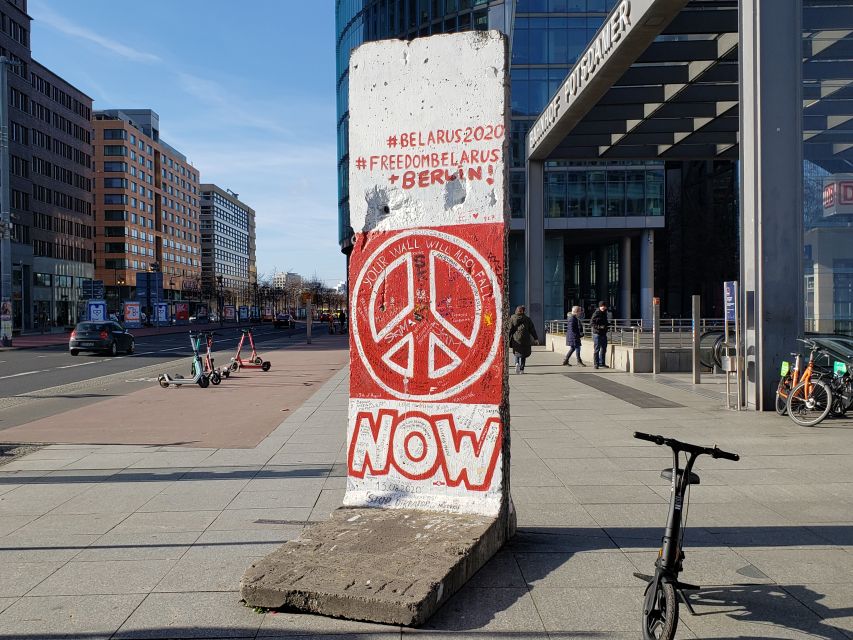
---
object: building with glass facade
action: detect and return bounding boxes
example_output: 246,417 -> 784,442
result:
336,0 -> 852,408
199,184 -> 256,312
335,0 -> 736,324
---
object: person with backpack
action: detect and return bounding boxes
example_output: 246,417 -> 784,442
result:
509,305 -> 538,374
562,306 -> 586,366
590,300 -> 610,369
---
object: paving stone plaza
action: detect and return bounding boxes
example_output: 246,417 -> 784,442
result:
1,348 -> 851,638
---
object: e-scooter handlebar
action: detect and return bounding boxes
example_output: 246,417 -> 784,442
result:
633,431 -> 739,462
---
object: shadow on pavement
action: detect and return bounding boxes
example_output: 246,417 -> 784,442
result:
0,464 -> 336,485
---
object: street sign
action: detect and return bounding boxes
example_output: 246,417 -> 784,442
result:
87,300 -> 107,322
92,280 -> 105,300
724,281 -> 737,322
175,302 -> 189,325
123,301 -> 142,328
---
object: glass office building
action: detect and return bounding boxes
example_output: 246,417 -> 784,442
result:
335,0 -> 737,323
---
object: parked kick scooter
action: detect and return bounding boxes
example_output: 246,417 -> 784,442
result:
633,431 -> 739,640
195,331 -> 229,383
229,327 -> 271,372
158,332 -> 211,388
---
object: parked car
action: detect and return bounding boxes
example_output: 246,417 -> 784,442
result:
274,313 -> 294,328
69,321 -> 135,356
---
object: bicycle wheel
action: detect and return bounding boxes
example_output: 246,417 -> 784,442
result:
775,377 -> 791,416
787,379 -> 833,427
642,580 -> 678,640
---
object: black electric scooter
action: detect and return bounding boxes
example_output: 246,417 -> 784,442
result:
633,431 -> 739,640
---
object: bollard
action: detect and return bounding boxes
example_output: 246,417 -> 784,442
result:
692,294 -> 701,384
652,298 -> 661,374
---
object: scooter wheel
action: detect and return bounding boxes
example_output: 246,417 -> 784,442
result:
222,369 -> 230,379
158,376 -> 169,389
211,372 -> 221,385
253,356 -> 263,365
230,362 -> 239,372
262,361 -> 271,372
198,375 -> 210,389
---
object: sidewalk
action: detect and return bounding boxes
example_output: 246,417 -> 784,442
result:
0,348 -> 851,638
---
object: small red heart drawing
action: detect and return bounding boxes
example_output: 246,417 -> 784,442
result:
486,178 -> 494,185
472,212 -> 479,218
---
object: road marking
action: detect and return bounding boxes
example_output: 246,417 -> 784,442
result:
56,362 -> 98,369
0,370 -> 46,379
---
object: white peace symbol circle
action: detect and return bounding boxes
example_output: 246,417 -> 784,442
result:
351,228 -> 502,402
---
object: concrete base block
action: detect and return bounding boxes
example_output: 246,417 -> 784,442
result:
240,506 -> 513,626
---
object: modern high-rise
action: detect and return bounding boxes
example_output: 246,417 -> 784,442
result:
2,0 -> 95,332
337,0 -> 853,409
92,109 -> 202,312
199,184 -> 256,312
335,0 -> 736,320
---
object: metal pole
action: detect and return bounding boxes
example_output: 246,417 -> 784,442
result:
0,59 -> 13,346
306,298 -> 312,345
724,290 -> 731,409
734,281 -> 743,410
652,299 -> 661,374
692,295 -> 701,384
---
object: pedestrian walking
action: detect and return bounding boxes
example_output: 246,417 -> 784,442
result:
590,300 -> 610,369
562,306 -> 586,366
508,305 -> 538,374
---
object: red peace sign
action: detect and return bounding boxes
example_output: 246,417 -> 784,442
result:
352,229 -> 502,402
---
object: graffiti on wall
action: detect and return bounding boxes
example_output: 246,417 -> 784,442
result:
346,31 -> 508,516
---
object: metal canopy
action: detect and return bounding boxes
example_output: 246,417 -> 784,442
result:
542,0 -> 740,162
530,0 -> 853,171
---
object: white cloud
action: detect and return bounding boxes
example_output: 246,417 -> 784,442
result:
29,0 -> 162,63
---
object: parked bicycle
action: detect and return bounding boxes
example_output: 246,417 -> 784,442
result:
787,359 -> 853,427
633,431 -> 739,640
776,338 -> 821,415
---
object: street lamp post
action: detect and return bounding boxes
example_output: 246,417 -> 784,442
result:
253,282 -> 259,323
0,57 -> 22,346
217,274 -> 224,327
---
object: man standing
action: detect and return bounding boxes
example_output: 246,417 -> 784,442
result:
591,301 -> 610,369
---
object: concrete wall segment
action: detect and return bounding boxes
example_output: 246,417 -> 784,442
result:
346,31 -> 510,517
348,31 -> 508,234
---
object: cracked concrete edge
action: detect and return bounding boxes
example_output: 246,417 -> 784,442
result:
239,506 -> 512,626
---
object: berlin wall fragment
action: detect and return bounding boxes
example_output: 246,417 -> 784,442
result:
242,31 -> 511,625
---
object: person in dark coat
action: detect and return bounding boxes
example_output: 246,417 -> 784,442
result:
590,300 -> 610,369
562,306 -> 586,366
509,305 -> 538,374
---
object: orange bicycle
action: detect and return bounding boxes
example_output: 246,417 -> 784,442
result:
775,340 -> 818,415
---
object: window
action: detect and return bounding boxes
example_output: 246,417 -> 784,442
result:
103,161 -> 127,172
103,177 -> 128,189
103,194 -> 128,205
34,273 -> 52,287
104,145 -> 127,156
103,129 -> 127,140
103,210 -> 127,222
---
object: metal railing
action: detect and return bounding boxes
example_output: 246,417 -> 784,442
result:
547,318 -> 726,349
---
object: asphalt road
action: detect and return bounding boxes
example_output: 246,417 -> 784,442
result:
0,324 -> 317,435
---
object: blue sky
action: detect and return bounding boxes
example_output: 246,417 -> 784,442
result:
29,0 -> 343,287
